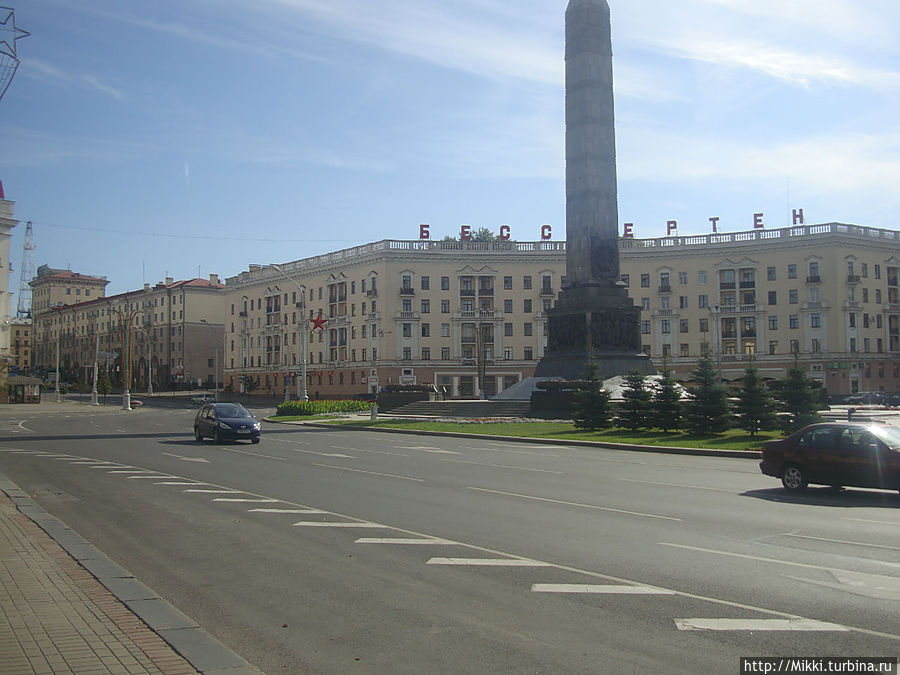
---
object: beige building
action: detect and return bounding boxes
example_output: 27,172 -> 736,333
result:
226,221 -> 900,400
29,264 -> 110,314
224,241 -> 564,398
32,275 -> 225,390
9,318 -> 30,372
0,183 -> 18,365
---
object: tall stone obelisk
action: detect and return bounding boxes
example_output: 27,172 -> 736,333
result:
534,0 -> 653,380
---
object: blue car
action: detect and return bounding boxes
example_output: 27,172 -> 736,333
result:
194,402 -> 261,444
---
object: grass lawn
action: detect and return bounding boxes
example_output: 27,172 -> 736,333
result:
311,418 -> 777,451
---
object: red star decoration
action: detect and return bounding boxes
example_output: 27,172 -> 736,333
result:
311,315 -> 328,331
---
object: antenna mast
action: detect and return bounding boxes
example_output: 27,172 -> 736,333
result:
16,219 -> 33,318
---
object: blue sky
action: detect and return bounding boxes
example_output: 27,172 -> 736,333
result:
1,0 -> 899,299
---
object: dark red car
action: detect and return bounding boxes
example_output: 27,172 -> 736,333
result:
760,422 -> 900,494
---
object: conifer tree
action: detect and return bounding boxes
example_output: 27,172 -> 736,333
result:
734,362 -> 778,436
617,370 -> 652,431
652,361 -> 683,433
683,355 -> 731,434
572,363 -> 612,430
776,354 -> 821,433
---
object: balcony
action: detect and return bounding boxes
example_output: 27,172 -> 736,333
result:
806,275 -> 822,284
713,304 -> 760,314
540,286 -> 554,296
719,282 -> 736,290
239,311 -> 248,317
366,289 -> 377,298
455,310 -> 500,320
739,281 -> 756,289
847,274 -> 861,283
478,287 -> 494,296
399,287 -> 415,295
658,284 -> 672,293
460,288 -> 476,297
885,303 -> 900,313
394,311 -> 421,320
741,330 -> 757,338
653,308 -> 674,317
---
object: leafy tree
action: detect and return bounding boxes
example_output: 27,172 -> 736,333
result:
97,373 -> 112,403
617,370 -> 652,431
775,354 -> 821,433
471,227 -> 497,242
734,363 -> 778,436
652,362 -> 683,433
572,363 -> 612,431
683,355 -> 731,434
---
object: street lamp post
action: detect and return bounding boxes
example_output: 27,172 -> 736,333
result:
266,264 -> 308,402
115,308 -> 140,410
91,332 -> 99,405
133,327 -> 153,396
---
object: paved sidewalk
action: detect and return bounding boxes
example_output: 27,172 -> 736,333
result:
0,492 -> 197,674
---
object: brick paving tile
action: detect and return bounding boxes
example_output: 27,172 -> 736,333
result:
0,494 -> 199,674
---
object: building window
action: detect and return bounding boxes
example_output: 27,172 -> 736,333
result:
441,276 -> 450,290
421,276 -> 430,290
641,274 -> 650,287
790,314 -> 799,329
421,323 -> 430,337
769,316 -> 778,330
679,296 -> 688,310
402,323 -> 412,337
422,347 -> 430,360
662,344 -> 672,357
504,347 -> 513,360
767,266 -> 776,281
875,265 -> 881,280
403,347 -> 412,359
862,288 -> 869,303
699,318 -> 709,333
849,313 -> 856,328
768,291 -> 777,305
849,337 -> 857,353
503,276 -> 512,290
421,299 -> 430,313
698,295 -> 708,309
441,323 -> 450,337
788,289 -> 798,304
441,347 -> 450,360
680,343 -> 689,357
523,276 -> 532,290
504,323 -> 513,337
641,297 -> 650,311
811,314 -> 821,328
504,299 -> 513,313
679,319 -> 689,333
524,347 -> 533,360
402,275 -> 412,290
523,299 -> 532,313
441,299 -> 450,313
876,289 -> 882,303
787,264 -> 797,279
621,274 -> 630,287
697,271 -> 707,285
641,320 -> 651,334
861,263 -> 868,278
524,323 -> 533,336
661,320 -> 671,334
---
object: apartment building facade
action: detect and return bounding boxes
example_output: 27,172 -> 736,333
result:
225,222 -> 900,400
224,240 -> 564,399
31,275 -> 225,389
0,183 -> 18,365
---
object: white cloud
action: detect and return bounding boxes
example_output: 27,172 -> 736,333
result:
23,58 -> 126,100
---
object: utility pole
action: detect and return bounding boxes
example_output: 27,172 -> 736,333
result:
55,337 -> 60,403
91,333 -> 99,405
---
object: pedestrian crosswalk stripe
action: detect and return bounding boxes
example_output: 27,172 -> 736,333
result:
532,584 -> 674,594
674,619 -> 848,632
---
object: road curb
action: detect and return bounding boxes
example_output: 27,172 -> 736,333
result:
0,473 -> 262,675
264,418 -> 762,459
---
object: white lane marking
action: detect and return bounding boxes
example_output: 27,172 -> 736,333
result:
313,463 -> 425,482
155,482 -> 205,486
248,508 -> 326,514
331,445 -> 407,457
532,584 -> 675,595
127,475 -> 173,480
108,470 -> 154,474
355,538 -> 453,545
292,522 -> 386,528
659,542 -> 900,571
462,446 -> 558,457
220,447 -> 287,461
162,452 -> 210,463
843,517 -> 899,526
617,478 -> 735,493
441,459 -> 562,474
273,443 -> 355,459
213,498 -> 281,503
183,489 -> 243,494
469,487 -> 681,522
427,558 -> 551,567
782,533 -> 900,552
675,619 -> 848,632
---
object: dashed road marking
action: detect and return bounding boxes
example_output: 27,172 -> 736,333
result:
248,508 -> 325,514
293,522 -> 387,528
355,538 -> 453,545
443,459 -> 561,474
675,618 -> 848,632
212,498 -> 281,503
617,478 -> 735,493
183,489 -> 243,494
427,558 -> 552,567
313,464 -> 425,482
532,584 -> 674,594
470,487 -> 681,521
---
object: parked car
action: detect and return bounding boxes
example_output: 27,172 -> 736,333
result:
191,393 -> 216,404
760,422 -> 900,494
194,402 -> 261,444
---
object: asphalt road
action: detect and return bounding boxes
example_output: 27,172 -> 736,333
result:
0,403 -> 897,673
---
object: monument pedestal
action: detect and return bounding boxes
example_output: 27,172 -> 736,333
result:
534,281 -> 654,381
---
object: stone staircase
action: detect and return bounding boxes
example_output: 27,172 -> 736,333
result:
385,399 -> 534,418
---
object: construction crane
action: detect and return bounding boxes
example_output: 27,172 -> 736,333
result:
15,219 -> 33,319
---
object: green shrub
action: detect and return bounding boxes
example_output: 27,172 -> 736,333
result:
275,399 -> 372,417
